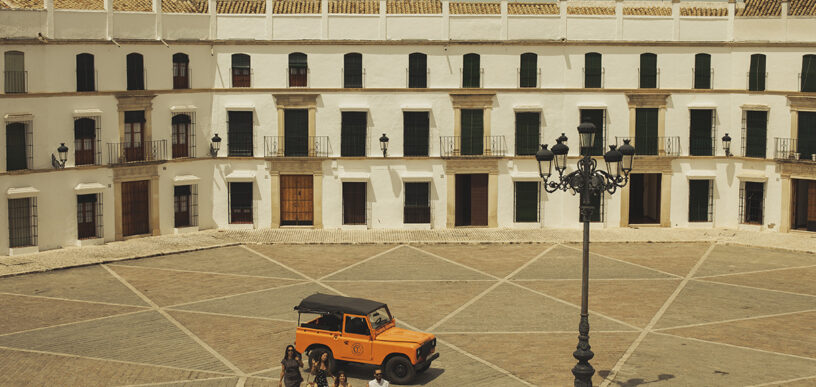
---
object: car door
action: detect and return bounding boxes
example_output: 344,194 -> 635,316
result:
341,314 -> 373,362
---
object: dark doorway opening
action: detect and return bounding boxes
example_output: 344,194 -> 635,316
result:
629,173 -> 661,224
455,174 -> 488,226
792,179 -> 816,232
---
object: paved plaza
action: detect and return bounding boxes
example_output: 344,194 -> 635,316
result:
0,239 -> 815,386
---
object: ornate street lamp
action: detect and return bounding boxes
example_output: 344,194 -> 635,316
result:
721,133 -> 732,157
210,133 -> 222,157
379,133 -> 389,157
52,143 -> 69,169
535,118 -> 635,387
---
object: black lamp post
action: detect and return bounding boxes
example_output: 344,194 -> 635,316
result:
210,133 -> 222,157
535,119 -> 635,387
721,133 -> 732,157
379,133 -> 389,157
52,143 -> 69,169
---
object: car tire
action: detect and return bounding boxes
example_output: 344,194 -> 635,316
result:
308,347 -> 336,373
416,361 -> 431,373
384,356 -> 415,385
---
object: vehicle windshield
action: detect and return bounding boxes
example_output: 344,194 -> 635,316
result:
368,307 -> 392,330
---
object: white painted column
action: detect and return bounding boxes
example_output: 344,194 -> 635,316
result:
672,0 -> 680,41
559,0 -> 566,40
44,0 -> 54,38
615,0 -> 623,40
379,0 -> 386,39
500,0 -> 508,40
266,0 -> 274,39
781,0 -> 789,41
727,0 -> 735,41
442,0 -> 450,40
105,0 -> 113,39
208,0 -> 216,39
155,0 -> 162,39
321,0 -> 328,39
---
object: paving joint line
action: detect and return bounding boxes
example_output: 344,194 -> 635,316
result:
651,308 -> 816,332
316,244 -> 406,281
746,374 -> 816,387
0,308 -> 149,338
693,263 -> 816,279
106,263 -> 304,281
162,280 -> 310,309
0,290 -> 152,308
248,365 -> 281,376
558,243 -> 683,279
162,308 -> 298,324
118,375 -> 238,387
652,331 -> 816,363
691,277 -> 816,298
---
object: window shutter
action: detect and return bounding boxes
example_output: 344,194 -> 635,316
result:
749,54 -> 766,91
5,123 -> 27,171
640,53 -> 657,89
461,109 -> 484,156
803,55 -> 816,92
745,111 -> 767,158
126,53 -> 144,91
403,111 -> 429,156
284,109 -> 309,156
76,53 -> 95,92
798,112 -> 816,159
408,53 -> 427,88
688,180 -> 710,222
515,112 -> 539,156
344,53 -> 363,88
519,53 -> 537,88
228,111 -> 253,157
463,54 -> 480,88
341,111 -> 367,157
514,181 -> 539,222
580,109 -> 604,156
689,109 -> 713,156
694,54 -> 711,89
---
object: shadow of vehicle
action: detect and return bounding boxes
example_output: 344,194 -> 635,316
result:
333,361 -> 444,386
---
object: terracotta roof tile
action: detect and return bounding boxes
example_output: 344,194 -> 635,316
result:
387,0 -> 442,14
449,2 -> 500,15
0,1 -> 8,7
162,0 -> 208,13
567,5 -> 614,15
329,0 -> 379,13
737,0 -> 781,16
4,0 -> 44,9
508,2 -> 558,15
273,0 -> 321,14
680,6 -> 727,16
216,0 -> 266,13
54,0 -> 104,10
113,0 -> 152,11
623,6 -> 671,16
790,0 -> 816,16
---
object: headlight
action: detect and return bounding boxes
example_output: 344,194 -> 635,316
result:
416,348 -> 422,357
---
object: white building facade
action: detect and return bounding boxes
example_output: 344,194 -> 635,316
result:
1,0 -> 815,255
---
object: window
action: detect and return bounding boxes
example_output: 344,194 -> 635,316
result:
124,111 -> 145,162
229,182 -> 253,224
77,194 -> 102,239
6,121 -> 30,171
584,52 -> 602,88
740,181 -> 764,225
284,109 -> 309,157
126,53 -> 144,91
228,111 -> 253,157
519,53 -> 537,88
174,185 -> 198,228
743,110 -> 767,158
694,53 -> 711,89
74,117 -> 99,166
514,181 -> 539,223
171,113 -> 194,158
802,54 -> 816,92
799,112 -> 816,161
4,51 -> 26,93
343,182 -> 367,225
461,109 -> 484,156
8,197 -> 37,248
635,108 -> 659,156
689,109 -> 715,156
344,53 -> 363,88
688,180 -> 713,222
749,54 -> 766,91
341,111 -> 367,157
408,52 -> 427,88
76,53 -> 95,92
580,109 -> 605,156
231,54 -> 251,88
172,53 -> 190,89
403,111 -> 429,157
515,112 -> 539,156
344,315 -> 370,336
288,52 -> 307,87
639,53 -> 657,89
404,182 -> 430,224
462,53 -> 480,88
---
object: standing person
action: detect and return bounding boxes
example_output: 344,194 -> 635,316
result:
333,370 -> 352,387
279,345 -> 304,387
309,351 -> 333,387
368,369 -> 389,387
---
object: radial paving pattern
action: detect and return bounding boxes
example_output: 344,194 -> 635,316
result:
0,242 -> 813,386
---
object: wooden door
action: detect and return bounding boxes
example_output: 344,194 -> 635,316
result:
470,174 -> 488,226
343,182 -> 366,225
230,182 -> 253,224
281,175 -> 313,226
77,194 -> 97,239
122,180 -> 149,236
74,118 -> 96,165
172,115 -> 190,158
808,181 -> 816,231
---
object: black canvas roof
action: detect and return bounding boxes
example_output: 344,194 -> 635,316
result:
295,293 -> 386,316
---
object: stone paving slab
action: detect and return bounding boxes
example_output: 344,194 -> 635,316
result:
703,266 -> 816,296
512,245 -> 674,280
0,293 -> 145,335
324,245 -> 492,281
417,244 -> 552,277
694,244 -> 816,278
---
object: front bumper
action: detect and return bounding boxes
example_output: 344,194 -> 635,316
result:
414,352 -> 439,370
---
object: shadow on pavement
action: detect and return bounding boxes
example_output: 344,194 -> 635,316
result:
335,361 -> 443,385
598,370 -> 675,386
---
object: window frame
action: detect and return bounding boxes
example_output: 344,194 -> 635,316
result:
639,53 -> 658,89
76,53 -> 95,92
519,52 -> 538,88
739,181 -> 764,225
344,53 -> 363,88
8,197 -> 37,248
693,53 -> 712,90
403,111 -> 430,157
171,112 -> 196,159
231,53 -> 251,88
4,50 -> 27,93
227,111 -> 253,157
74,116 -> 101,166
228,182 -> 253,224
748,54 -> 766,92
126,52 -> 145,91
341,111 -> 368,157
462,53 -> 481,88
515,111 -> 540,156
288,52 -> 308,88
172,53 -> 190,89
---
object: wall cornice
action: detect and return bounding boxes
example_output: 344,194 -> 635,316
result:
273,93 -> 320,109
450,92 -> 496,109
787,95 -> 816,111
625,92 -> 671,108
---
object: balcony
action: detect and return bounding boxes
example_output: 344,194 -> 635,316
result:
107,140 -> 167,165
440,136 -> 506,158
774,138 -> 816,161
4,71 -> 27,93
689,136 -> 715,156
264,136 -> 331,158
616,136 -> 680,157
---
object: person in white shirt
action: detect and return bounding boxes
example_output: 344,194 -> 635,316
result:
368,369 -> 389,387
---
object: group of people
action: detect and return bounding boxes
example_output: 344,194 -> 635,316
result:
279,345 -> 391,387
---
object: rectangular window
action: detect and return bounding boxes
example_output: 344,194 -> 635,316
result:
461,109 -> 484,156
584,53 -> 602,88
580,109 -> 605,156
689,109 -> 714,156
77,194 -> 102,239
229,182 -> 252,224
5,121 -> 30,171
74,117 -> 100,165
284,109 -> 309,157
640,54 -> 657,89
462,54 -> 480,88
171,113 -> 196,159
744,111 -> 767,158
123,111 -> 145,162
635,108 -> 659,156
515,112 -> 539,156
688,180 -> 713,222
749,54 -> 766,91
8,197 -> 37,248
126,54 -> 144,91
740,181 -> 764,225
344,54 -> 363,88
341,111 -> 367,157
798,111 -> 816,161
404,182 -> 430,224
174,185 -> 197,228
519,53 -> 537,88
514,181 -> 539,223
4,51 -> 26,93
343,182 -> 367,225
694,54 -> 711,90
228,111 -> 253,157
76,54 -> 95,92
403,112 -> 429,157
408,53 -> 427,88
802,55 -> 816,92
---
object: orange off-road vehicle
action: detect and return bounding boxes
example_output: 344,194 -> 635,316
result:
293,293 -> 439,385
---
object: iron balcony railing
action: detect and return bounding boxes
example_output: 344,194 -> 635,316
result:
616,136 -> 680,156
440,136 -> 506,157
774,138 -> 816,161
689,136 -> 716,156
4,71 -> 27,93
107,140 -> 167,165
264,136 -> 331,157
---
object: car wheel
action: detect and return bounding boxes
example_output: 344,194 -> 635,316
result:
385,356 -> 415,385
308,347 -> 335,373
416,361 -> 431,373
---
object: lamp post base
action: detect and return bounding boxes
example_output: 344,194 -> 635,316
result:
572,314 -> 595,386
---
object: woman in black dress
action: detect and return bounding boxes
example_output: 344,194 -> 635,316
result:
309,351 -> 333,387
279,345 -> 303,387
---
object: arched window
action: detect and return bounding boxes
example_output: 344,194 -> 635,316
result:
74,118 -> 96,166
462,53 -> 480,88
748,54 -> 766,91
408,52 -> 427,88
694,53 -> 711,89
288,52 -> 307,87
76,53 -> 95,92
344,53 -> 363,88
639,53 -> 657,89
126,53 -> 144,90
584,52 -> 602,88
519,53 -> 537,88
231,54 -> 251,88
4,51 -> 25,93
173,53 -> 189,89
802,54 -> 816,92
172,114 -> 192,158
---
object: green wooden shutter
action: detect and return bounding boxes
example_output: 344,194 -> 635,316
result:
463,54 -> 480,88
341,111 -> 367,157
126,53 -> 144,91
802,55 -> 816,92
689,110 -> 713,156
344,53 -> 363,88
585,53 -> 601,88
461,109 -> 483,156
403,111 -> 429,156
688,180 -> 710,222
749,54 -> 766,91
408,53 -> 427,88
76,53 -> 95,92
515,112 -> 539,156
798,112 -> 816,160
694,53 -> 711,89
635,108 -> 658,155
284,109 -> 308,156
5,123 -> 27,171
514,182 -> 539,222
745,111 -> 767,158
228,111 -> 253,156
640,53 -> 657,89
519,53 -> 537,88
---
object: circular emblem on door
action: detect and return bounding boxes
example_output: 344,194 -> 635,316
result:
351,343 -> 364,355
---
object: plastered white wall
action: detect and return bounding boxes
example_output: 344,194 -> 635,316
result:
162,14 -> 211,40
53,11 -> 107,40
113,13 -> 157,39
